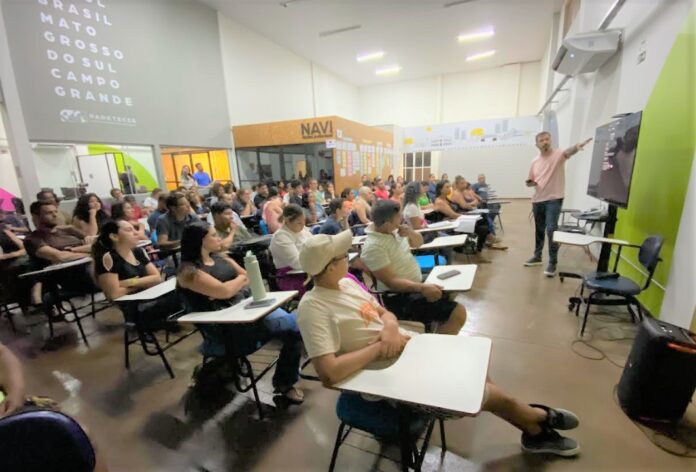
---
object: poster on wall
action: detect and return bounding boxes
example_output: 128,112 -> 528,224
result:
403,116 -> 542,152
2,0 -> 231,147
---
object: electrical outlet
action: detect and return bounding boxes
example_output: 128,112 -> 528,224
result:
637,39 -> 647,64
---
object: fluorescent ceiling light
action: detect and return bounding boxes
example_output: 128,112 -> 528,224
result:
465,50 -> 496,61
458,29 -> 495,43
356,51 -> 385,62
375,65 -> 401,76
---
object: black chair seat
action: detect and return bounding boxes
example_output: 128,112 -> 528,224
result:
583,272 -> 641,296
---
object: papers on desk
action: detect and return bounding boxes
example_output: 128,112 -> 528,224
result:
335,334 -> 491,416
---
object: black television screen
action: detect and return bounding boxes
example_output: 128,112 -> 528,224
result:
586,111 -> 642,209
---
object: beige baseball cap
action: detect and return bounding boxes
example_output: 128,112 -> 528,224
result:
299,230 -> 353,276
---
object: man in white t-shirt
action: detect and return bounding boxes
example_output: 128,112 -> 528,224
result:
296,230 -> 581,457
525,131 -> 592,276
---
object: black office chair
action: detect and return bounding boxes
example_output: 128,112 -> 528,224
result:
576,235 -> 663,336
0,409 -> 96,472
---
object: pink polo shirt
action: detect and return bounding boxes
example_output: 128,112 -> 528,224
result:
528,148 -> 567,203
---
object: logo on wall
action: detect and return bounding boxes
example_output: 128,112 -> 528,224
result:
59,109 -> 87,123
301,120 -> 333,139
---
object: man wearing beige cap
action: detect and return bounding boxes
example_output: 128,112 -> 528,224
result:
296,230 -> 581,457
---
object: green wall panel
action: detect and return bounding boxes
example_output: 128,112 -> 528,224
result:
613,10 -> 696,315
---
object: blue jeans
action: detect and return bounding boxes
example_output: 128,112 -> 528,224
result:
532,198 -> 563,264
336,393 -> 429,439
199,308 -> 302,393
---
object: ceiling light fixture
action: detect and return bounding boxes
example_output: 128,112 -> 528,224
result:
457,29 -> 495,43
375,65 -> 401,76
356,51 -> 385,62
465,49 -> 496,61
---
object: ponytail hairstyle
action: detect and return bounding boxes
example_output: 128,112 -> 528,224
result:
91,219 -> 120,261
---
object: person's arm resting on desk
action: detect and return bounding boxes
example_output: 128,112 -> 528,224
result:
364,248 -> 443,302
0,230 -> 26,261
99,263 -> 162,300
35,244 -> 87,264
155,219 -> 179,249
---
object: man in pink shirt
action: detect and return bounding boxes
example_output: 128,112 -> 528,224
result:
525,131 -> 592,276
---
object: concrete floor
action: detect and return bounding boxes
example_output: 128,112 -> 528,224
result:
2,200 -> 694,471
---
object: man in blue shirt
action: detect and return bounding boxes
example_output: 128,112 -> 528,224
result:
193,163 -> 212,187
319,198 -> 348,235
426,173 -> 437,201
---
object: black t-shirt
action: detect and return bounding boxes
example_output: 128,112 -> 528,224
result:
94,247 -> 151,280
231,199 -> 246,215
155,213 -> 196,242
178,255 -> 247,313
253,194 -> 267,209
0,227 -> 21,253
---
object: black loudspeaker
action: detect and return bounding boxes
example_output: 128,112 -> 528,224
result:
618,317 -> 696,421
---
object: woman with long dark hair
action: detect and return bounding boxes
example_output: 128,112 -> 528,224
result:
72,193 -> 109,236
301,191 -> 326,225
93,220 -> 178,331
177,221 -> 304,404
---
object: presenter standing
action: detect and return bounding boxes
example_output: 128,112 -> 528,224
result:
524,131 -> 592,277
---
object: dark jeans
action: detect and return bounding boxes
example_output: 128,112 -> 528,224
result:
199,308 -> 302,393
336,393 -> 429,439
532,198 -> 563,264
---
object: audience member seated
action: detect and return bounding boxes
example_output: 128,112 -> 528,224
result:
277,181 -> 288,200
361,200 -> 467,333
155,192 -> 197,249
323,182 -> 337,201
453,176 -> 505,250
72,193 -> 109,237
93,220 -> 176,328
110,202 -> 149,241
270,204 -> 312,292
340,188 -> 355,211
143,188 -> 162,212
0,208 -> 28,233
123,195 -> 144,219
232,188 -> 256,217
426,173 -> 438,202
223,182 -> 237,194
187,191 -> 207,216
208,182 -> 225,206
0,222 -> 32,312
262,187 -> 283,234
36,189 -> 71,226
301,192 -> 326,226
253,183 -> 269,210
319,198 -> 349,235
285,180 -> 303,206
349,186 -> 373,227
402,182 -> 428,230
388,181 -> 404,206
432,180 -> 491,260
147,194 -> 168,233
26,201 -> 93,267
373,177 -> 389,200
308,179 -> 325,205
210,202 -> 254,251
176,222 -> 304,404
418,181 -> 433,209
296,230 -> 580,457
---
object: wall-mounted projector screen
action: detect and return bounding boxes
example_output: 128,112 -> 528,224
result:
2,0 -> 231,148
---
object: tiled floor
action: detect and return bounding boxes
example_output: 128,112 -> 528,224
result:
2,200 -> 694,471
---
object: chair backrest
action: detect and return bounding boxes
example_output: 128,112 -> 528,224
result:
638,235 -> 664,273
0,409 -> 96,472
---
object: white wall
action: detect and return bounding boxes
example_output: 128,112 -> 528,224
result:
661,151 -> 696,328
32,145 -> 80,193
553,0 -> 693,211
217,14 -> 359,126
358,62 -> 542,128
0,116 -> 21,200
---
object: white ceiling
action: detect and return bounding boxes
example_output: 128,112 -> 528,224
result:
200,0 -> 564,87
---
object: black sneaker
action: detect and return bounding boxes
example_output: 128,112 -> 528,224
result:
522,428 -> 580,457
544,263 -> 557,277
524,256 -> 543,267
530,404 -> 579,430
